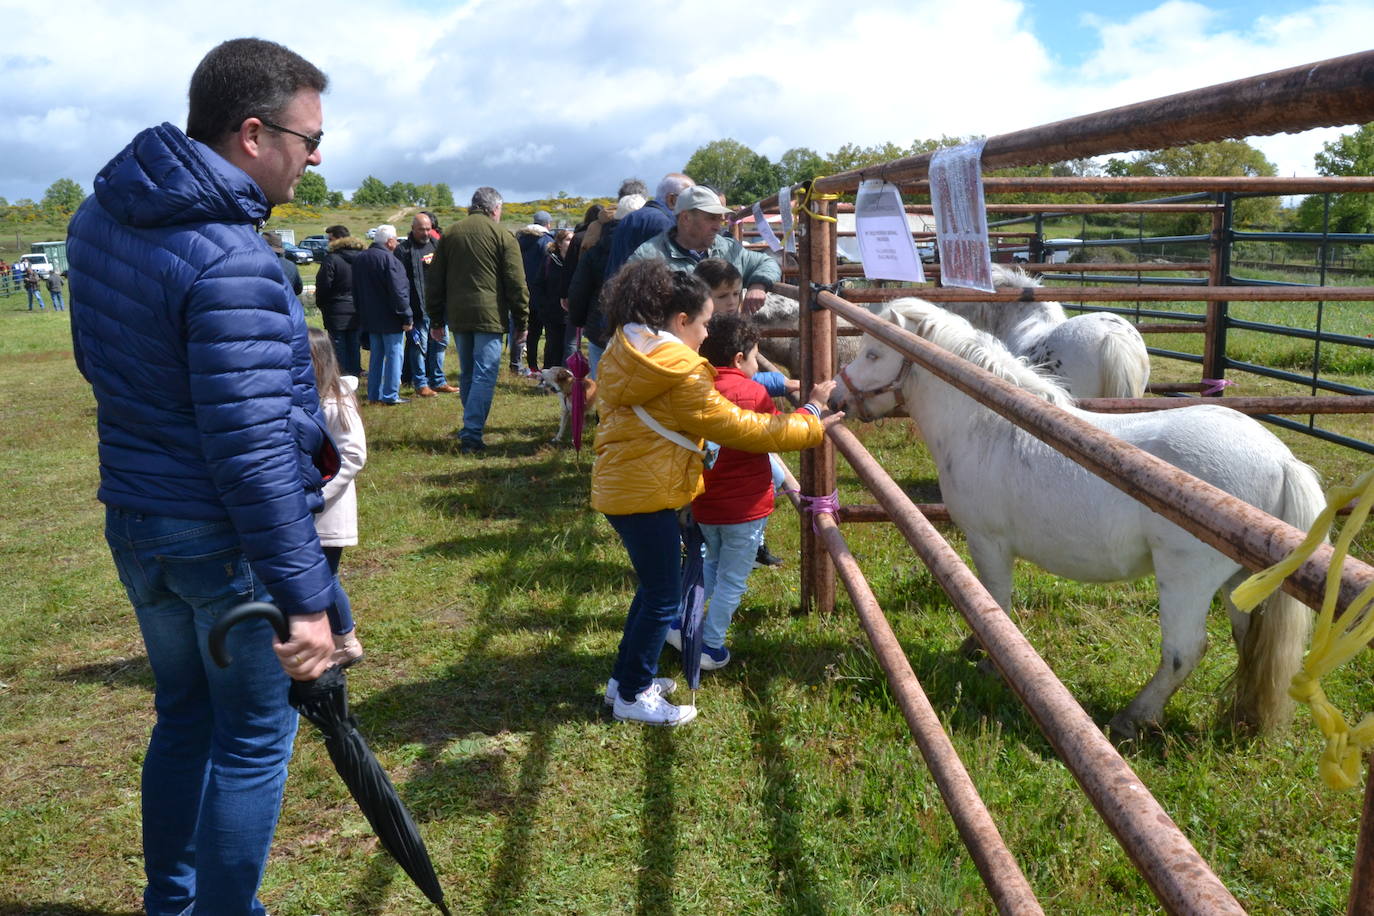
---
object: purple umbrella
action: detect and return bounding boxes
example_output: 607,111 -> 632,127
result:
566,330 -> 591,451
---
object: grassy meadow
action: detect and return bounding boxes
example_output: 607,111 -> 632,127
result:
1,275 -> 1373,915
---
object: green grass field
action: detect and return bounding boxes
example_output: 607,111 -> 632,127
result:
1,287 -> 1372,915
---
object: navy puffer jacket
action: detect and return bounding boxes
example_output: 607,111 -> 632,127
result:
68,122 -> 338,617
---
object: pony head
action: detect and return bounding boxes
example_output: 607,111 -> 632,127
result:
832,297 -> 1074,420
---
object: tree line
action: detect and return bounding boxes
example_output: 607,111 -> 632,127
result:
683,125 -> 1374,236
8,124 -> 1373,233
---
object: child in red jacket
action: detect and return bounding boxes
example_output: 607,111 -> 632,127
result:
680,313 -> 784,670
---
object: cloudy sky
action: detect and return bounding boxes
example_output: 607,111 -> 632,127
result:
3,0 -> 1371,205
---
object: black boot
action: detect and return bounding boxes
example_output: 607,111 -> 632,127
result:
755,541 -> 784,568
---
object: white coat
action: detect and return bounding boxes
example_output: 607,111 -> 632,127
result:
315,376 -> 367,546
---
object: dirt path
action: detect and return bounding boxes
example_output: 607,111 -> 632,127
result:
387,205 -> 418,225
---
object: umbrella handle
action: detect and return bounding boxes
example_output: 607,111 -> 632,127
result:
209,601 -> 292,668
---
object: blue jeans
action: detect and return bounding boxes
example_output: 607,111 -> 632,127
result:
366,332 -> 405,403
50,290 -> 65,311
453,331 -> 503,447
104,508 -> 297,916
606,510 -> 681,702
507,316 -> 525,372
405,316 -> 448,389
329,328 -> 363,377
26,286 -> 46,310
699,517 -> 769,649
588,339 -> 606,380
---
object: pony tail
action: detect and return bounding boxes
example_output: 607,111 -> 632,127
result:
1229,458 -> 1323,732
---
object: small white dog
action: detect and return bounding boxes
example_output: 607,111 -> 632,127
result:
538,367 -> 597,444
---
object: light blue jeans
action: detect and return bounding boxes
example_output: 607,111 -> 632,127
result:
50,290 -> 65,311
366,331 -> 404,403
104,508 -> 297,916
699,516 -> 769,649
588,339 -> 606,380
453,330 -> 503,447
405,315 -> 447,389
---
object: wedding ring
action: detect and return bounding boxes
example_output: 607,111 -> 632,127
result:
292,653 -> 301,665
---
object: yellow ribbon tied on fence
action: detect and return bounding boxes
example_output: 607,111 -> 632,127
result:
1231,468 -> 1374,790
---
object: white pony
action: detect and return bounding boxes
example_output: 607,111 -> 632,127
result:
755,265 -> 1150,399
942,264 -> 1150,399
832,298 -> 1322,739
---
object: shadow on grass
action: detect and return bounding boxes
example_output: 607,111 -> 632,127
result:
58,655 -> 153,689
738,664 -> 829,914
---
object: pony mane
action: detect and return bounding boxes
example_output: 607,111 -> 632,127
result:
885,298 -> 1075,406
989,263 -> 1041,290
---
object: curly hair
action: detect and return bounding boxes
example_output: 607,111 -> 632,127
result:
602,260 -> 711,333
699,312 -> 759,368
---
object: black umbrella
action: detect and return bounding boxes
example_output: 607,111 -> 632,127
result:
677,521 -> 707,700
209,602 -> 451,916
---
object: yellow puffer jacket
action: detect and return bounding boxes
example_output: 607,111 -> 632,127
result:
591,325 -> 823,515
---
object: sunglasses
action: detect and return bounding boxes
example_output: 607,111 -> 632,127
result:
259,118 -> 323,154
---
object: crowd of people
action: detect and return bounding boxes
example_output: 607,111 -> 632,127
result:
65,36 -> 842,912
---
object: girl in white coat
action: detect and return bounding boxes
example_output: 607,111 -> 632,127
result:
309,328 -> 369,666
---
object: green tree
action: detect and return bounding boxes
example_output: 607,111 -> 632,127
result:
1295,122 -> 1374,234
326,190 -> 345,208
388,181 -> 417,206
352,175 -> 392,207
777,147 -> 827,186
294,170 -> 329,207
430,183 -> 455,208
683,139 -> 781,207
41,178 -> 86,216
1116,140 -> 1280,231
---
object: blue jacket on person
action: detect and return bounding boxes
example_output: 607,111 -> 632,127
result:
603,198 -> 675,281
67,122 -> 339,618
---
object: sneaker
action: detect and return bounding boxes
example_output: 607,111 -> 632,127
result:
700,644 -> 731,671
459,440 -> 487,456
754,542 -> 784,569
382,397 -> 410,405
664,624 -> 682,652
613,687 -> 697,726
604,676 -> 676,707
331,632 -> 364,668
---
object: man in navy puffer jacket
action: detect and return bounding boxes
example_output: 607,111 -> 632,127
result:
67,38 -> 339,916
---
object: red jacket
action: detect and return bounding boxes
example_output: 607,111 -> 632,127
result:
692,367 -> 777,525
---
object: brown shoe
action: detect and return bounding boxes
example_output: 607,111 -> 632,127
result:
433,384 -> 459,394
416,386 -> 438,397
331,632 -> 364,668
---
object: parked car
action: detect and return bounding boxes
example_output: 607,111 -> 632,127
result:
300,237 -> 330,260
282,242 -> 314,264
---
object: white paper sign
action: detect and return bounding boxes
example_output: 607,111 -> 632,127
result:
778,185 -> 796,254
753,202 -> 782,252
854,179 -> 925,283
930,139 -> 994,292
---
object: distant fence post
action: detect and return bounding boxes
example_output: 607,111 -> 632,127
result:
1203,191 -> 1233,387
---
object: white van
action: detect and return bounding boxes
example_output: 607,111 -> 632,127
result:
1041,239 -> 1079,264
19,254 -> 53,279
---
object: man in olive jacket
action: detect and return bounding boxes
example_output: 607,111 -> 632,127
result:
425,186 -> 529,453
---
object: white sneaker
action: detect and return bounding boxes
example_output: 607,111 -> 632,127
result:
664,626 -> 682,652
613,687 -> 697,726
604,676 -> 676,707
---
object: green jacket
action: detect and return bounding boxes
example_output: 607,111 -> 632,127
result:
627,228 -> 781,290
424,212 -> 529,334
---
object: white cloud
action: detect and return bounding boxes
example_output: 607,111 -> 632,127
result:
0,0 -> 1368,203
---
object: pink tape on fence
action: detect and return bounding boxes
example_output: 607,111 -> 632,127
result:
781,489 -> 841,533
1201,378 -> 1236,396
